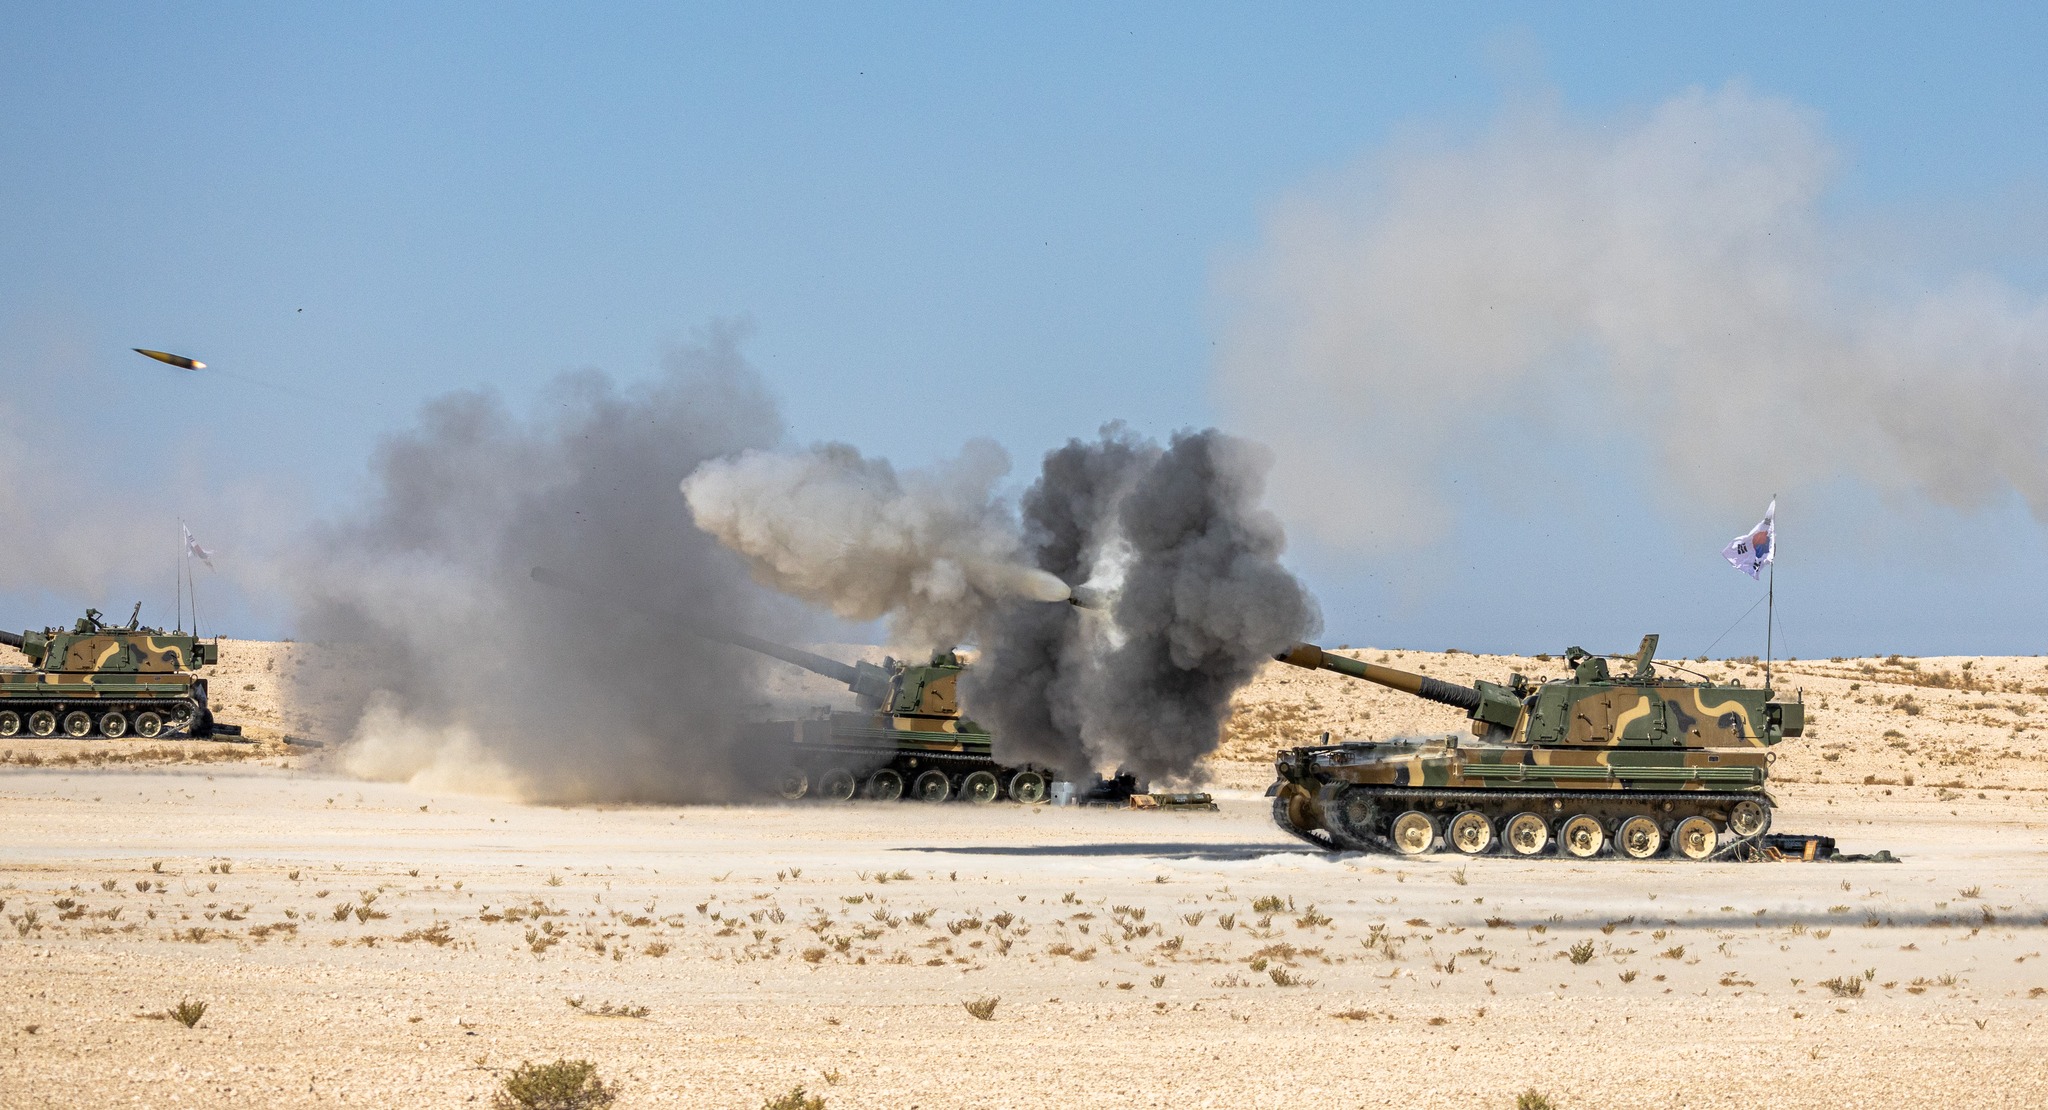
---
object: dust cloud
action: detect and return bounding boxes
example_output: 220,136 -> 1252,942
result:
1215,83 -> 2048,555
292,326 -> 793,803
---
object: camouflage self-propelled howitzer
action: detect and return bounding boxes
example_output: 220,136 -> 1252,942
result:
1269,636 -> 1804,861
731,639 -> 1056,806
528,567 -> 1055,806
0,605 -> 231,739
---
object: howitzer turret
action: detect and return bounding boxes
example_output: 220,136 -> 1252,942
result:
0,605 -> 230,739
1269,635 -> 1804,861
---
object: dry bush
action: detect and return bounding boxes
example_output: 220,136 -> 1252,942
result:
493,1058 -> 617,1110
396,922 -> 454,946
1819,976 -> 1865,998
760,1088 -> 825,1110
963,996 -> 999,1020
166,999 -> 208,1028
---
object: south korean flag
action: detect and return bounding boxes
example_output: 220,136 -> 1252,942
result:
1721,500 -> 1775,581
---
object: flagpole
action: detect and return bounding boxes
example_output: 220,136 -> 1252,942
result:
1761,495 -> 1777,696
175,527 -> 183,634
1765,560 -> 1774,693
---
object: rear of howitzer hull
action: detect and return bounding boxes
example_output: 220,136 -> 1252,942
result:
743,716 -> 1054,806
1271,743 -> 1775,861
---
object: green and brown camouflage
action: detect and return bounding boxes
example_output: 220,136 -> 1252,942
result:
1269,635 -> 1804,861
734,644 -> 1056,806
0,605 -> 226,739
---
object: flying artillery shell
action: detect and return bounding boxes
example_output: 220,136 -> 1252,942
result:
133,348 -> 205,370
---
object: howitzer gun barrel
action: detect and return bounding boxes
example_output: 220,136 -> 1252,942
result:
0,629 -> 21,650
1275,642 -> 1484,713
528,566 -> 871,691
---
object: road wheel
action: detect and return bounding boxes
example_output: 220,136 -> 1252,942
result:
961,770 -> 1000,804
28,710 -> 57,737
1321,788 -> 1380,851
1673,816 -> 1717,860
1729,799 -> 1769,838
863,768 -> 904,802
1447,810 -> 1494,855
1616,815 -> 1663,859
1006,771 -> 1048,804
775,768 -> 810,801
99,711 -> 129,739
133,711 -> 164,739
62,710 -> 93,738
1504,812 -> 1549,857
1560,814 -> 1605,859
912,770 -> 951,803
0,710 -> 19,738
818,767 -> 858,802
1388,810 -> 1439,855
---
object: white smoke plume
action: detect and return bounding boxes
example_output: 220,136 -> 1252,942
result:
681,439 -> 1069,651
1215,83 -> 2048,555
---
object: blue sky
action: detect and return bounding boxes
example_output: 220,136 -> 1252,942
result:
3,4 -> 2043,656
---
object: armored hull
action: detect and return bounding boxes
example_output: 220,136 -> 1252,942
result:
0,608 -> 221,740
745,709 -> 1050,805
1269,637 -> 1801,861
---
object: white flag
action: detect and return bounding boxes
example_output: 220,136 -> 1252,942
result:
183,524 -> 215,570
1721,500 -> 1775,581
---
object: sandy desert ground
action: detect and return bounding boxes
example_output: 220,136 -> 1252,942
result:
4,641 -> 2047,1108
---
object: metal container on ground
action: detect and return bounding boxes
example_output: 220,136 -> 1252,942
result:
1268,635 -> 1803,860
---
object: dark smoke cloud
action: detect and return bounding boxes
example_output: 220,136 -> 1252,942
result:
291,325 -> 793,802
962,426 -> 1157,774
970,427 -> 1320,782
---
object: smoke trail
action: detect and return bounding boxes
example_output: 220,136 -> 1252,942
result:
1215,83 -> 2048,555
681,439 -> 1069,652
291,325 -> 793,803
970,427 -> 1319,782
963,426 -> 1158,775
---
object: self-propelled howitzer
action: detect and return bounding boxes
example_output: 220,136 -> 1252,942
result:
527,566 -> 1055,805
0,605 -> 228,739
1268,636 -> 1804,860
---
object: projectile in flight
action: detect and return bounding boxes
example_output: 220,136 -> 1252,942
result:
133,348 -> 205,370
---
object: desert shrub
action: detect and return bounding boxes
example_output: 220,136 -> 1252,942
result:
761,1088 -> 825,1110
167,999 -> 208,1028
1567,941 -> 1596,965
1820,976 -> 1865,998
493,1058 -> 617,1110
1516,1091 -> 1557,1110
963,996 -> 999,1020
